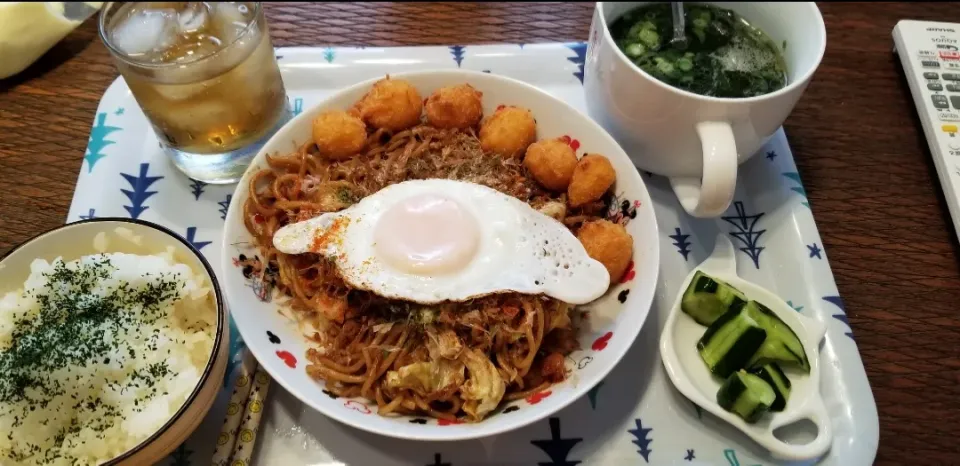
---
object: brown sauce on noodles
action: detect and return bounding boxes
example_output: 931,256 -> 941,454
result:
243,125 -> 609,421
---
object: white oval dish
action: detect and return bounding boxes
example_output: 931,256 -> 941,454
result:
220,69 -> 660,441
660,233 -> 832,461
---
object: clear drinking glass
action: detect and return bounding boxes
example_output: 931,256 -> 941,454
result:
99,2 -> 291,183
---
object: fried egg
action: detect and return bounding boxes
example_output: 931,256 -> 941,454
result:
272,179 -> 611,305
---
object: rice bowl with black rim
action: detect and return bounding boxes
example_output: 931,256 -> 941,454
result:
0,219 -> 227,465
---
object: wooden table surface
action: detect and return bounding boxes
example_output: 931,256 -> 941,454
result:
1,2 -> 958,464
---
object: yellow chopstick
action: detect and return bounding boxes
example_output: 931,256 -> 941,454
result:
210,360 -> 256,466
227,365 -> 273,466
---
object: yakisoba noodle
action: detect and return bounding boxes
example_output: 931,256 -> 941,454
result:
241,79 -> 625,422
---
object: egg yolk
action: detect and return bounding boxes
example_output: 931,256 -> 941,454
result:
373,193 -> 480,275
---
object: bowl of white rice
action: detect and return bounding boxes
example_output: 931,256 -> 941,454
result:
0,218 -> 227,466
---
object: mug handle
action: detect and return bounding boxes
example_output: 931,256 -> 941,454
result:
668,121 -> 738,218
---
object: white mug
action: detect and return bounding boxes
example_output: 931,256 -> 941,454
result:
584,2 -> 826,217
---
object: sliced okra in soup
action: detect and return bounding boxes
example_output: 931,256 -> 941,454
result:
610,3 -> 788,98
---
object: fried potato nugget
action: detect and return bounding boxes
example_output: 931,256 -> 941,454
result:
354,77 -> 423,131
567,154 -> 616,207
479,106 -> 537,158
312,110 -> 367,161
523,138 -> 578,191
425,84 -> 484,129
577,219 -> 633,285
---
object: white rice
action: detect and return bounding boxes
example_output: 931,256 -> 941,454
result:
0,231 -> 216,465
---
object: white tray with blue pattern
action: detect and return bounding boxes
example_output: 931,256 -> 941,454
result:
67,44 -> 879,466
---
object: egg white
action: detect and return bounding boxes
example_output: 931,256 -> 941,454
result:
273,179 -> 610,305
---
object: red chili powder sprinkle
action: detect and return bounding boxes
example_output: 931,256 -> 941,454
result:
311,217 -> 350,252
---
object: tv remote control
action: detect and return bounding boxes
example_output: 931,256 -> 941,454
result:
894,19 -> 960,240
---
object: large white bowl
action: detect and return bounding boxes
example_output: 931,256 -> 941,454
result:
220,69 -> 660,441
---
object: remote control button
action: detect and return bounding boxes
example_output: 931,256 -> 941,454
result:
929,82 -> 944,91
925,71 -> 940,79
923,60 -> 942,68
939,111 -> 960,121
951,96 -> 960,110
944,73 -> 960,81
933,94 -> 950,109
949,141 -> 960,150
948,84 -> 960,92
940,50 -> 960,60
943,124 -> 958,133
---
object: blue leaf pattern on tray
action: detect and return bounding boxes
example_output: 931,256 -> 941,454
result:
787,300 -> 804,313
824,295 -> 854,340
586,381 -> 604,409
120,163 -> 163,219
292,97 -> 304,117
85,113 -> 122,173
724,448 -> 761,466
564,42 -> 587,84
183,227 -> 211,251
722,201 -> 765,269
218,194 -> 232,221
531,417 -> 582,466
669,227 -> 692,261
782,172 -> 809,208
449,45 -> 465,67
628,418 -> 653,463
189,179 -> 207,200
224,314 -> 245,386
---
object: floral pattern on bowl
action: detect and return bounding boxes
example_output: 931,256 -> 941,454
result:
219,69 -> 660,440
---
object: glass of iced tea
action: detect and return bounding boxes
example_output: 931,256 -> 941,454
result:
99,2 -> 291,183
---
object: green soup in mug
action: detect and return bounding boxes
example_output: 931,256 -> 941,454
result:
611,3 -> 788,98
